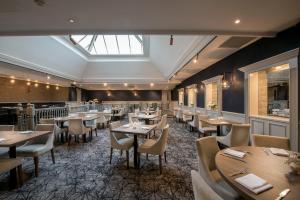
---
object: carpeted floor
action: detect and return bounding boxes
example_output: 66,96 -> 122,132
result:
0,119 -> 199,200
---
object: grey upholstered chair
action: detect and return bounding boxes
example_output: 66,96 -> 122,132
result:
68,118 -> 91,145
217,124 -> 251,147
188,114 -> 199,132
138,124 -> 169,174
109,121 -> 134,168
16,124 -> 55,177
39,118 -> 66,143
196,136 -> 239,200
191,170 -> 223,200
0,125 -> 14,157
252,134 -> 290,150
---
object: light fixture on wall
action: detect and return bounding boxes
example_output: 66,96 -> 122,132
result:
222,72 -> 232,89
133,91 -> 138,96
169,35 -> 174,45
73,81 -> 77,85
27,82 -> 31,86
107,91 -> 111,96
46,85 -> 50,89
10,79 -> 15,84
34,83 -> 39,87
55,85 -> 59,90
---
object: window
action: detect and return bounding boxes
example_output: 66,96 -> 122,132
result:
70,35 -> 144,55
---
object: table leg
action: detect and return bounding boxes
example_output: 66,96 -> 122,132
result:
217,125 -> 221,136
133,135 -> 138,169
9,146 -> 17,189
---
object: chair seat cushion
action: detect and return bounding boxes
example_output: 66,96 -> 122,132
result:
16,144 -> 50,157
117,137 -> 134,150
0,158 -> 22,174
138,139 -> 156,153
199,127 -> 217,133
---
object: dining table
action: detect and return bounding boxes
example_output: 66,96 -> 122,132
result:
215,146 -> 300,200
111,123 -> 156,169
200,118 -> 240,136
0,130 -> 52,189
135,113 -> 158,125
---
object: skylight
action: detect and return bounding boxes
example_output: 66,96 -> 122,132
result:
70,35 -> 144,55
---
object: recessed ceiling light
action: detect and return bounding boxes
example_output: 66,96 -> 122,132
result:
234,19 -> 241,24
47,75 -> 50,80
69,18 -> 76,23
150,83 -> 154,87
73,81 -> 76,85
103,83 -> 107,86
124,83 -> 128,87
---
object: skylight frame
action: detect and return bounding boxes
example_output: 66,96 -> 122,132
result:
70,34 -> 145,57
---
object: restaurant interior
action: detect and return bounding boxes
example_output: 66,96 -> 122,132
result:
0,0 -> 299,199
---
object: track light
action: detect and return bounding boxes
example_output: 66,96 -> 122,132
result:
170,35 -> 174,45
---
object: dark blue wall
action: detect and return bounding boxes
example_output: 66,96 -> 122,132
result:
172,23 -> 300,114
82,90 -> 162,101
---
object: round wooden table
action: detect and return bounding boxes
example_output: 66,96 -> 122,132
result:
215,146 -> 300,200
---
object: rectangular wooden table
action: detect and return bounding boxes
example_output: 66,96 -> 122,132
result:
199,118 -> 240,136
111,124 -> 156,168
0,131 -> 51,189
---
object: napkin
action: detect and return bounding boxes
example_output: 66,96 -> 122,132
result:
0,138 -> 6,143
235,173 -> 273,194
269,148 -> 289,156
122,124 -> 130,128
224,149 -> 246,158
19,131 -> 33,134
141,126 -> 151,130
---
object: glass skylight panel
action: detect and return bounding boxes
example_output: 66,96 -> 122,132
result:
70,34 -> 144,55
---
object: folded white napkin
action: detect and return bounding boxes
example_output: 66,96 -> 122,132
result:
269,148 -> 289,156
0,138 -> 6,143
141,126 -> 151,130
19,131 -> 33,134
235,173 -> 273,194
224,149 -> 246,158
122,124 -> 130,128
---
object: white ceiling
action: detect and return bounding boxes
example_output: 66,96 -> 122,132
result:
0,0 -> 299,36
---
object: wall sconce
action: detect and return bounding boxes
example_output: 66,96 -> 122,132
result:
107,91 -> 111,97
222,72 -> 232,89
133,91 -> 138,96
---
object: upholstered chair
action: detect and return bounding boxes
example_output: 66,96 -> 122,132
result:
196,136 -> 239,200
198,115 -> 217,137
0,125 -> 14,157
154,114 -> 167,135
188,114 -> 199,132
252,134 -> 290,150
138,124 -> 169,174
175,109 -> 183,122
39,118 -> 66,143
67,118 -> 90,145
0,158 -> 23,187
191,170 -> 223,200
16,124 -> 55,177
217,124 -> 251,147
85,116 -> 98,139
96,114 -> 108,129
182,112 -> 193,128
109,121 -> 134,168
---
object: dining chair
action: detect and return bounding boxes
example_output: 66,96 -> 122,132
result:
217,124 -> 251,147
39,118 -> 66,143
182,113 -> 193,128
198,115 -> 217,137
85,116 -> 98,139
67,118 -> 90,145
251,134 -> 290,150
128,113 -> 139,124
191,170 -> 223,200
196,136 -> 239,200
109,121 -> 134,169
16,124 -> 55,177
138,124 -> 169,174
175,109 -> 183,122
154,114 -> 167,136
188,114 -> 199,132
0,125 -> 14,157
0,158 -> 23,187
96,113 -> 108,129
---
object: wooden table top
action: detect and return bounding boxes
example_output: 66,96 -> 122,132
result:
0,131 -> 51,147
200,118 -> 240,126
111,124 -> 156,136
54,114 -> 99,122
216,146 -> 300,200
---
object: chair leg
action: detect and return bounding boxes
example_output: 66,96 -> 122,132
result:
146,154 -> 148,160
33,157 -> 39,177
164,151 -> 167,163
95,128 -> 98,136
17,165 -> 23,187
120,150 -> 123,156
159,155 -> 162,174
126,150 -> 129,169
68,135 -> 71,146
51,149 -> 55,164
110,148 -> 113,164
137,152 -> 140,168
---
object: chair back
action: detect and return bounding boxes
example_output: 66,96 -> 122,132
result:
252,134 -> 290,150
96,113 -> 107,123
198,115 -> 209,128
39,118 -> 55,124
109,121 -> 125,140
68,118 -> 84,135
156,114 -> 167,130
176,109 -> 182,118
151,124 -> 169,155
0,125 -> 14,131
191,170 -> 223,200
34,124 -> 55,148
230,124 -> 250,147
193,114 -> 199,129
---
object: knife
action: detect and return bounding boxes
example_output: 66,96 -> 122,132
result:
275,189 -> 290,200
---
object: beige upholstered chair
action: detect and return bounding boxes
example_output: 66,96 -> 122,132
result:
188,114 -> 199,132
198,115 -> 217,137
191,170 -> 223,200
0,125 -> 14,157
182,112 -> 193,127
109,121 -> 134,168
96,113 -> 108,129
196,136 -> 239,200
217,124 -> 250,147
16,124 -> 55,177
0,158 -> 23,187
138,124 -> 169,174
154,114 -> 167,133
67,118 -> 90,145
175,109 -> 183,122
252,134 -> 290,150
39,118 -> 66,143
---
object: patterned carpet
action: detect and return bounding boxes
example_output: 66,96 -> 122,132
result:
0,119 -> 199,200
